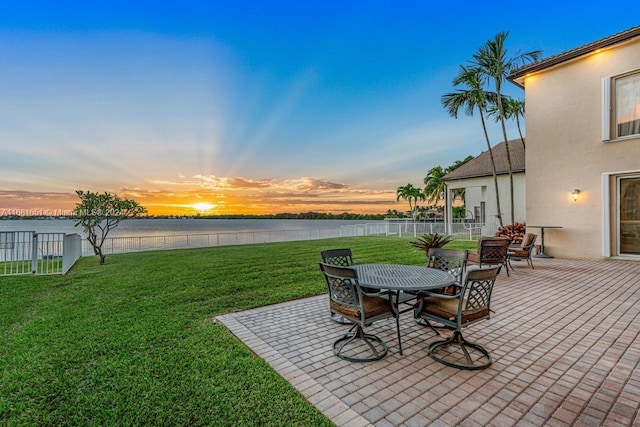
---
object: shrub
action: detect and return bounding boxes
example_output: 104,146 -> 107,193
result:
495,222 -> 526,243
410,233 -> 453,253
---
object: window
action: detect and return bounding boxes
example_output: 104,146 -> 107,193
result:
604,70 -> 640,140
615,72 -> 640,138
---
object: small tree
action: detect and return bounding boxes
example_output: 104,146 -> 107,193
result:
73,190 -> 147,265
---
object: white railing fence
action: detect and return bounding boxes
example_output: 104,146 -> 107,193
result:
340,221 -> 498,240
2,222 -> 498,276
0,232 -> 82,276
81,227 -> 345,256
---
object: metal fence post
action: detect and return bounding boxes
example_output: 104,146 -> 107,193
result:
31,233 -> 38,274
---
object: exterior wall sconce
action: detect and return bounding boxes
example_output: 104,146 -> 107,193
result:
572,189 -> 581,202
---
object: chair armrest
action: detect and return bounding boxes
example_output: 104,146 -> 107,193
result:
467,252 -> 480,263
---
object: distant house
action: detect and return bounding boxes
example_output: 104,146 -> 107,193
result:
509,25 -> 640,259
442,139 -> 525,236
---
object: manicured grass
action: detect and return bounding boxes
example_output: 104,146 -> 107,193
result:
0,236 -> 476,426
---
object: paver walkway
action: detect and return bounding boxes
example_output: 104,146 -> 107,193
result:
217,258 -> 640,426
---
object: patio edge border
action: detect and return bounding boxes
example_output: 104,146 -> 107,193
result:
216,296 -> 373,427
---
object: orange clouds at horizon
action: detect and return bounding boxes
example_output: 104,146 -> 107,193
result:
0,176 -> 410,217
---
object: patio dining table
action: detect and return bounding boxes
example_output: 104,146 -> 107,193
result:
353,264 -> 456,354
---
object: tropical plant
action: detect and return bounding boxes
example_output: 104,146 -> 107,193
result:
410,233 -> 453,254
488,96 -> 526,149
423,165 -> 447,205
396,183 -> 425,221
73,190 -> 147,264
503,97 -> 526,148
442,65 -> 504,227
472,32 -> 541,224
423,156 -> 474,205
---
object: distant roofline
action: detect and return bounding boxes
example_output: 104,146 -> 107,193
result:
441,139 -> 524,182
509,25 -> 640,88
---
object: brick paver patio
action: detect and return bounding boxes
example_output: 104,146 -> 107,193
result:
217,258 -> 640,426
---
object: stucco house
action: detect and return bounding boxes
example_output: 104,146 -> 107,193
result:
509,25 -> 640,259
442,139 -> 525,236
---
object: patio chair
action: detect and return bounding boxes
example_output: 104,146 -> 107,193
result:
467,237 -> 511,276
320,248 -> 353,267
319,262 -> 400,362
414,266 -> 500,370
508,233 -> 537,270
427,248 -> 468,286
321,249 -> 355,324
414,248 -> 469,332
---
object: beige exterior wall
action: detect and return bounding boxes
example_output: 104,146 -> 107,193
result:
445,172 -> 525,234
523,37 -> 640,258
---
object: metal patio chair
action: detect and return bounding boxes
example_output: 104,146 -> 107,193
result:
414,248 -> 469,332
319,262 -> 400,362
508,233 -> 537,270
427,248 -> 468,286
320,248 -> 354,267
467,237 -> 511,276
321,248 -> 355,324
414,266 -> 500,370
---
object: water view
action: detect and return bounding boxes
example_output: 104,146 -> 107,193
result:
0,218 -> 385,238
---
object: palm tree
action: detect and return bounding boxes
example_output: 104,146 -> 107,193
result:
423,165 -> 447,205
488,96 -> 526,148
504,97 -> 526,149
423,156 -> 474,204
442,65 -> 504,227
472,32 -> 541,224
396,183 -> 425,221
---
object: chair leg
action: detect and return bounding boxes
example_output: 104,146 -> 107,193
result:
414,317 -> 442,335
395,313 -> 402,355
428,330 -> 492,370
333,324 -> 388,362
330,312 -> 352,325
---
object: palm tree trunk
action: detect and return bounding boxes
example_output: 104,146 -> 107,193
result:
495,80 -> 515,225
479,110 -> 504,228
516,116 -> 525,149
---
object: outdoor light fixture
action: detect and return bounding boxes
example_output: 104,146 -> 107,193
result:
572,189 -> 581,202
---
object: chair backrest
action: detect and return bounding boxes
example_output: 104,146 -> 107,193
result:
321,248 -> 354,266
319,262 -> 360,312
458,267 -> 500,326
427,248 -> 468,284
477,237 -> 511,264
520,233 -> 537,251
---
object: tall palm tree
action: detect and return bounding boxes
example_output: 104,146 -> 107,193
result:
442,65 -> 504,227
423,156 -> 474,204
396,183 -> 425,221
423,165 -> 447,205
488,96 -> 526,148
504,97 -> 526,149
472,32 -> 541,224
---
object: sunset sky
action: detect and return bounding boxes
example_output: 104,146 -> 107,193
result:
2,1 -> 640,216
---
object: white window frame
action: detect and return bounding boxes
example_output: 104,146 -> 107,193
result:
602,69 -> 640,142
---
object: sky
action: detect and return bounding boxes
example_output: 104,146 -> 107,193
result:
1,1 -> 640,216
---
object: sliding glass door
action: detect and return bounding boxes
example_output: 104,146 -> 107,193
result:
619,176 -> 640,255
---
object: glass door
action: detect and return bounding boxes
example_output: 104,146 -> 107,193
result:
619,176 -> 640,255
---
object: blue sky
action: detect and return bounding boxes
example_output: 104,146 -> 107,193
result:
1,1 -> 639,215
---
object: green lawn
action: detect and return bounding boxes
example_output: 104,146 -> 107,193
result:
0,236 -> 476,426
